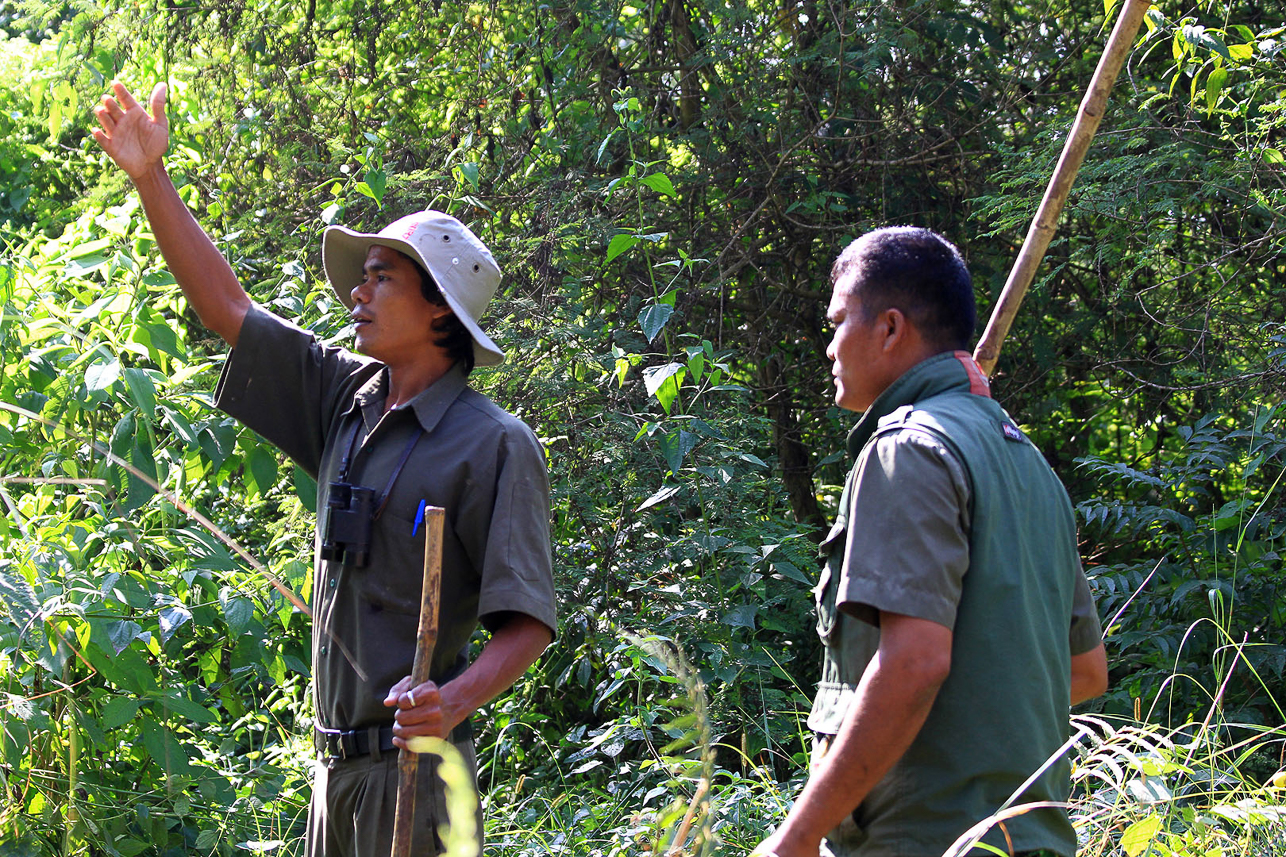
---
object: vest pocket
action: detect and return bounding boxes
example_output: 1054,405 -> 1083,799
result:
814,520 -> 847,640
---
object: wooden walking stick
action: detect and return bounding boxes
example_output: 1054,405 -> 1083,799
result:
973,0 -> 1152,377
391,503 -> 445,857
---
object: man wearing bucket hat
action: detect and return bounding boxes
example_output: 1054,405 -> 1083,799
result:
92,80 -> 557,856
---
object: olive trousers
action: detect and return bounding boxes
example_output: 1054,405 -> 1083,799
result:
305,737 -> 481,857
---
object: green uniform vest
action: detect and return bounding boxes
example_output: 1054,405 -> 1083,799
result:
811,352 -> 1081,857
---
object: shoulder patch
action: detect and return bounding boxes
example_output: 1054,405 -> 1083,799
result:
1002,422 -> 1026,443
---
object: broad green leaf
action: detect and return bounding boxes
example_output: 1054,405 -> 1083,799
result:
684,345 -> 705,382
198,423 -> 237,471
221,588 -> 255,635
606,233 -> 639,263
113,838 -> 151,857
1199,30 -> 1233,62
127,434 -> 158,510
123,368 -> 157,419
100,696 -> 141,730
248,444 -> 279,496
156,691 -> 217,724
142,717 -> 191,776
106,619 -> 142,654
113,646 -> 159,694
65,254 -> 110,278
160,406 -> 200,447
594,130 -> 616,165
1205,66 -> 1228,110
179,527 -> 238,572
644,362 -> 686,414
294,465 -> 318,512
640,172 -> 677,197
773,560 -> 811,585
85,356 -> 122,393
367,168 -> 387,201
158,605 -> 192,642
1143,8 -> 1161,36
722,603 -> 758,629
656,428 -> 697,475
455,162 -> 480,191
638,303 -> 674,343
134,313 -> 184,361
1120,815 -> 1162,856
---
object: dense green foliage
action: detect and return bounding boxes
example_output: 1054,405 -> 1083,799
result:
1,0 -> 1285,854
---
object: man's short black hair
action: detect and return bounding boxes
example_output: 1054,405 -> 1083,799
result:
831,227 -> 975,352
402,253 -> 476,374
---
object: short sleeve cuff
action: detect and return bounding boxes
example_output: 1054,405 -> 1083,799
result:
839,430 -> 971,630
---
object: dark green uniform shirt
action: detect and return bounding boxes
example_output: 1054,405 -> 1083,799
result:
215,305 -> 557,732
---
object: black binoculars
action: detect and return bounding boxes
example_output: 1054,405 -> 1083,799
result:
320,481 -> 376,567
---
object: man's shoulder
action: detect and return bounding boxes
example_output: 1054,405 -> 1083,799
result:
451,387 -> 542,446
242,303 -> 380,376
877,391 -> 1028,453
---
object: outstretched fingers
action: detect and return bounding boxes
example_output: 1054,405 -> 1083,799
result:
111,79 -> 141,111
147,83 -> 169,128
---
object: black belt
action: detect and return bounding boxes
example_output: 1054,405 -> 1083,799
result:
314,719 -> 473,761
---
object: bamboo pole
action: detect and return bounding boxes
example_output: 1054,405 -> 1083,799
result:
391,504 -> 445,857
973,0 -> 1152,377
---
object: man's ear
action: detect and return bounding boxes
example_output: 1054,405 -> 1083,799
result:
428,302 -> 455,322
880,307 -> 909,352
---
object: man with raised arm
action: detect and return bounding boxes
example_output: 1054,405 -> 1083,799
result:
754,228 -> 1108,857
92,80 -> 557,856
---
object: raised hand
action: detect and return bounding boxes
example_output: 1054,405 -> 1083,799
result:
91,80 -> 169,181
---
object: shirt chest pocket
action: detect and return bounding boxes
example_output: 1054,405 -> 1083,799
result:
354,510 -> 426,616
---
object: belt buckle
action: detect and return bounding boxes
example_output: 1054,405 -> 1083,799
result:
333,732 -> 347,760
319,729 -> 347,761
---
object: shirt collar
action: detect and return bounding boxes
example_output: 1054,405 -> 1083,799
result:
846,350 -> 990,458
348,362 -> 470,434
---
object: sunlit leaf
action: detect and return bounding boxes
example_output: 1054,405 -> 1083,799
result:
640,172 -> 677,197
85,356 -> 122,392
637,484 -> 680,511
1120,814 -> 1162,856
606,233 -> 639,263
644,362 -> 686,413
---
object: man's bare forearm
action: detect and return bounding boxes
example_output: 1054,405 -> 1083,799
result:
758,614 -> 952,857
131,164 -> 250,346
437,613 -> 553,731
93,81 -> 249,346
387,613 -> 554,744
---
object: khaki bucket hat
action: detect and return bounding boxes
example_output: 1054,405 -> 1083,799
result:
322,210 -> 505,367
